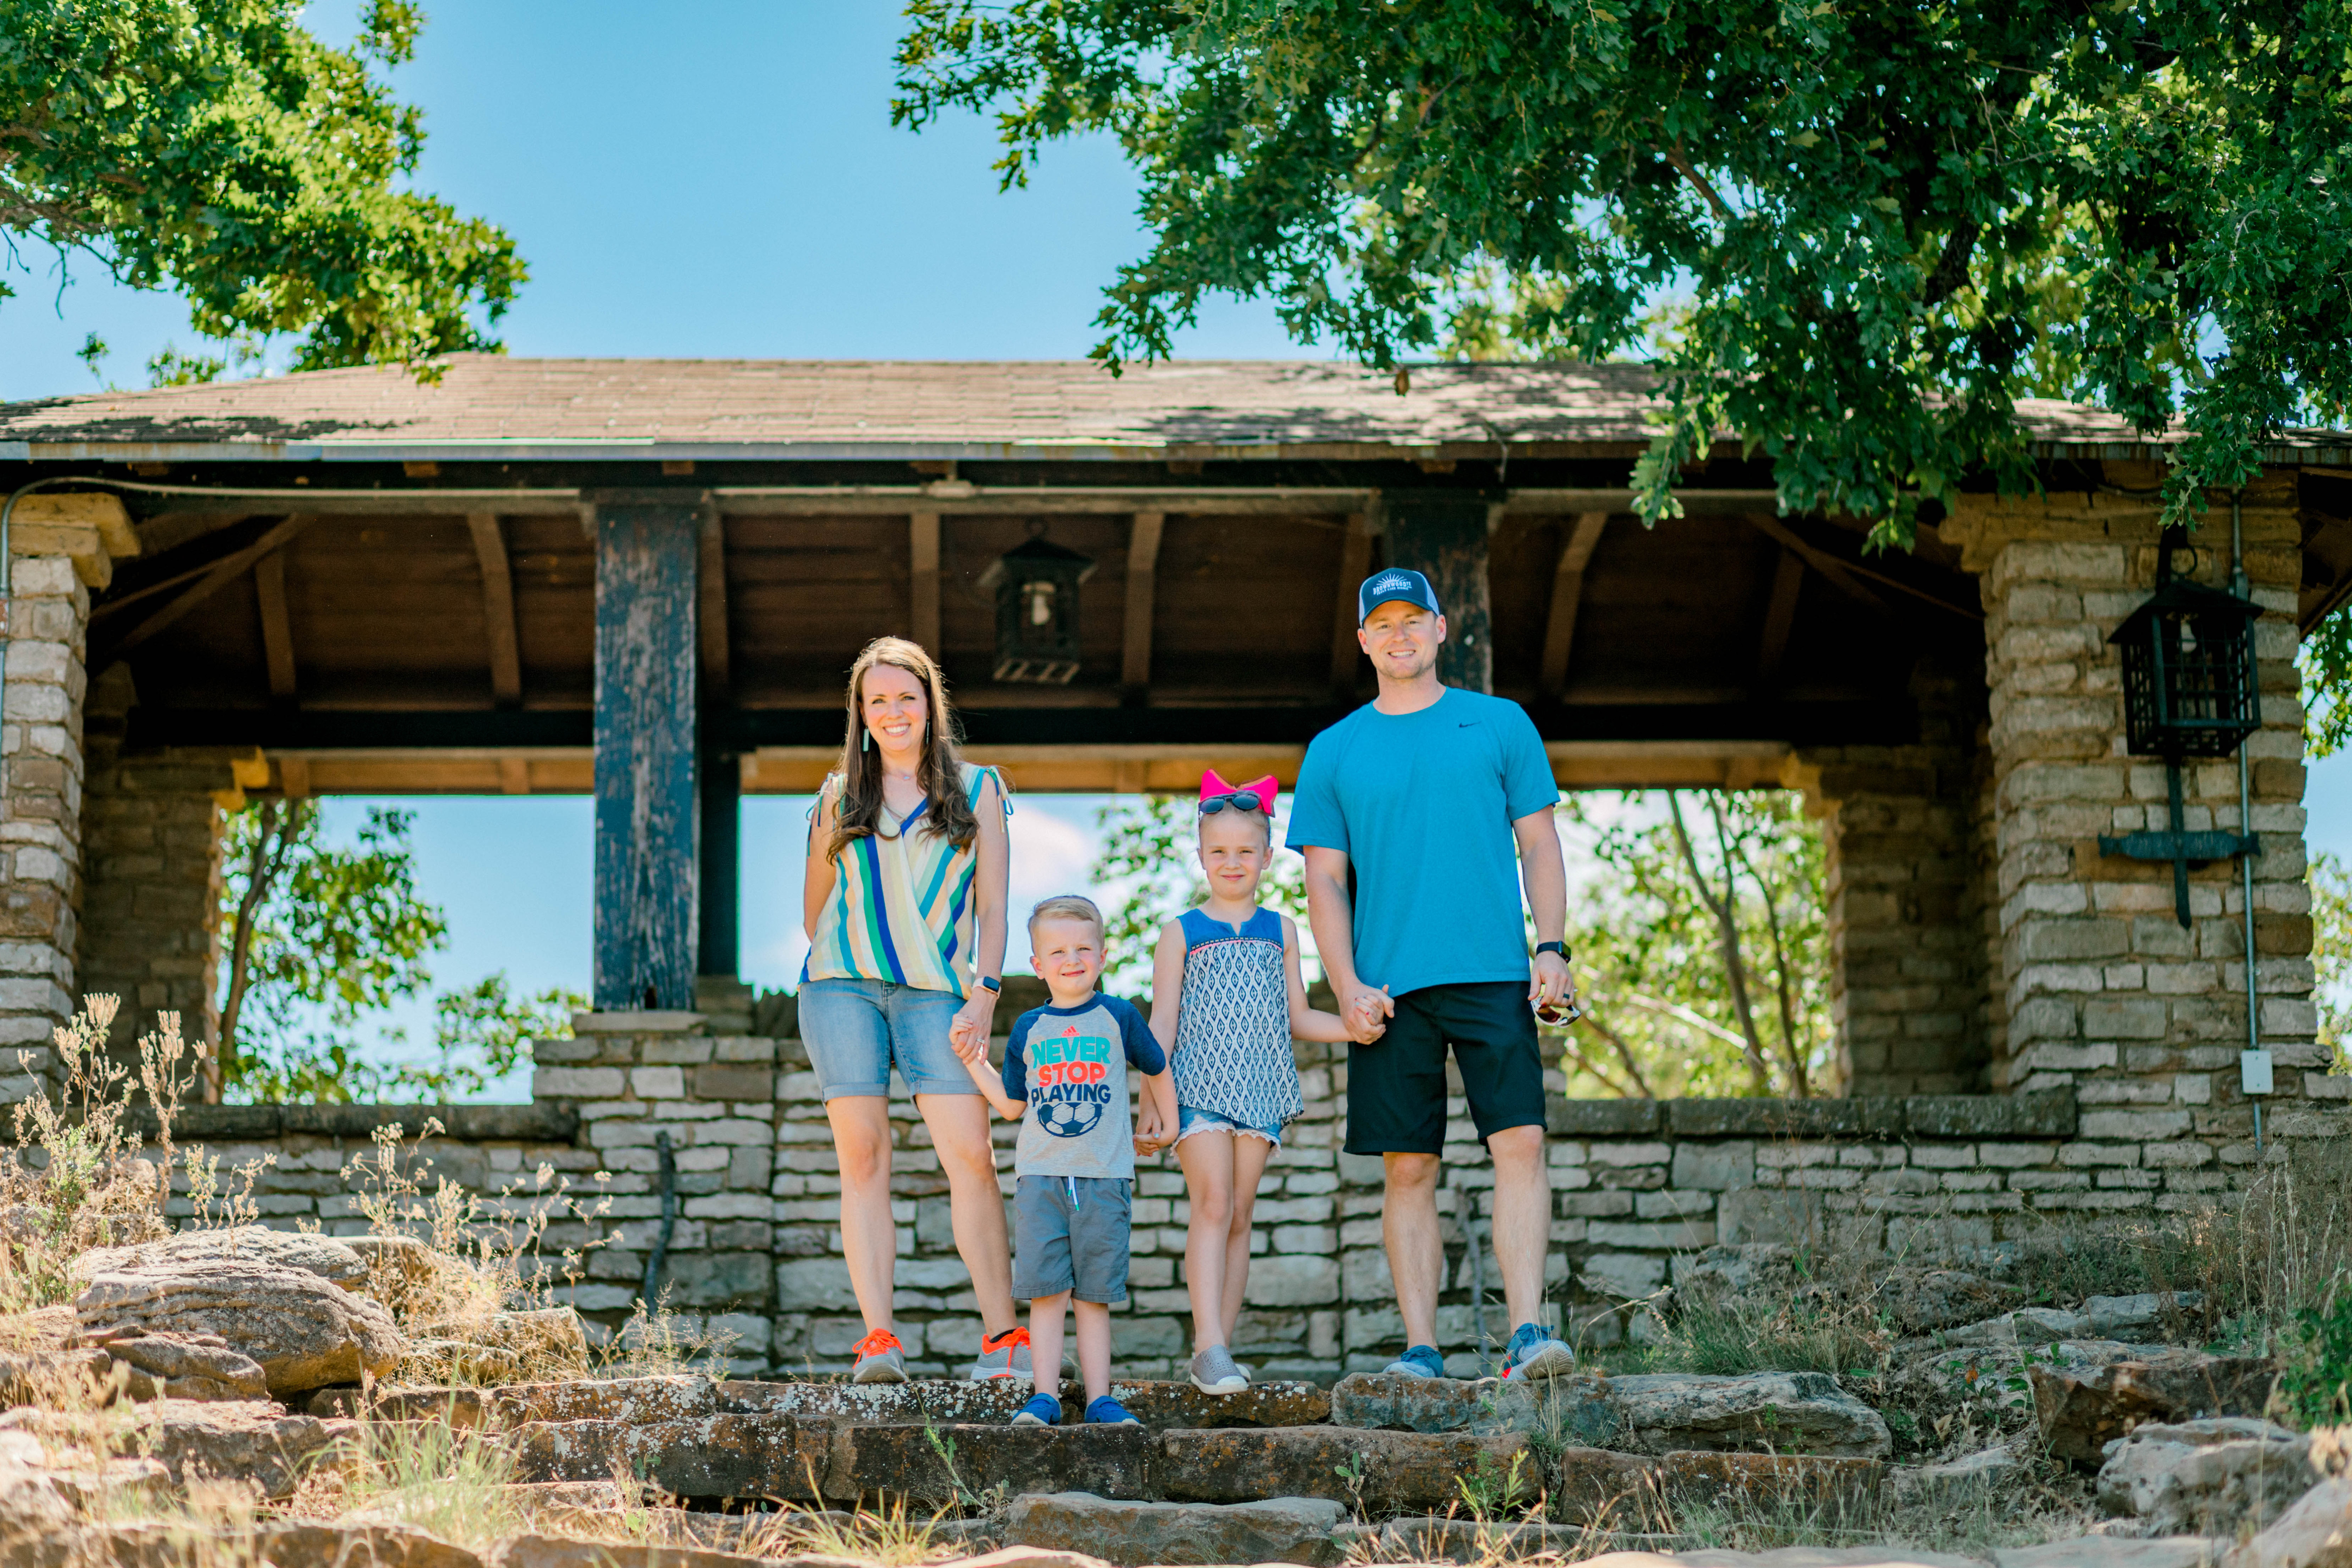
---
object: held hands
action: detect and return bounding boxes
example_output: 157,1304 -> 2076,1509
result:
1133,1100 -> 1174,1157
1343,983 -> 1393,1044
948,990 -> 998,1061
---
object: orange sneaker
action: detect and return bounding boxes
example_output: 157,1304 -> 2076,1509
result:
851,1328 -> 906,1384
970,1325 -> 1032,1383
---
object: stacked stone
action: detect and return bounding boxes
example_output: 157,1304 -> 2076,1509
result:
1786,658 -> 1995,1097
1943,473 -> 2341,1188
529,1012 -> 780,1372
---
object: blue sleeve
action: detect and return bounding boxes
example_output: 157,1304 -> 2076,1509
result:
1496,700 -> 1558,821
1116,999 -> 1166,1075
1283,732 -> 1348,854
1001,1012 -> 1035,1101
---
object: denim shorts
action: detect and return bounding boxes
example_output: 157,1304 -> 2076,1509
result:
798,977 -> 974,1100
1175,1104 -> 1285,1148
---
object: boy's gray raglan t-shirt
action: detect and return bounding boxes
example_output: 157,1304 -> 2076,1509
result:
1001,994 -> 1165,1179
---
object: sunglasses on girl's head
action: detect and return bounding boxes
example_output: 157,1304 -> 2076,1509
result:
1199,791 -> 1265,815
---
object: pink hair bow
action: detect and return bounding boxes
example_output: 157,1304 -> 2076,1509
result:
1199,770 -> 1280,811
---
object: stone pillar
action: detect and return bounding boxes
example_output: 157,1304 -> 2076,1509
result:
1381,490 -> 1493,693
78,669 -> 249,1067
1786,658 -> 1994,1096
1945,471 -> 2334,1179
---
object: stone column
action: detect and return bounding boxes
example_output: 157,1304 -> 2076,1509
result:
1785,658 -> 1994,1096
1945,470 -> 2335,1183
0,494 -> 138,1100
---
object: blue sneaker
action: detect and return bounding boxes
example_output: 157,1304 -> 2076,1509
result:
1383,1344 -> 1446,1379
1012,1392 -> 1062,1427
1500,1321 -> 1576,1380
1085,1395 -> 1142,1427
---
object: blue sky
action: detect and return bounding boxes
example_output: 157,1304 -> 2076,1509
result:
3,5 -> 2343,1094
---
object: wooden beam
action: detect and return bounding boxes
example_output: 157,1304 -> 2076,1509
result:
593,500 -> 701,1012
1383,490 -> 1494,693
1328,512 -> 1376,696
698,507 -> 731,695
909,511 -> 941,652
1737,515 -> 1888,613
499,756 -> 530,795
468,513 -> 523,707
109,514 -> 317,658
1538,512 -> 1609,695
1121,511 -> 1165,696
276,756 -> 311,800
254,549 -> 297,701
1755,548 -> 1805,693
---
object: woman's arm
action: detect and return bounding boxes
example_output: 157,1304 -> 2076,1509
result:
802,784 -> 839,942
1282,914 -> 1369,1043
949,773 -> 1011,1054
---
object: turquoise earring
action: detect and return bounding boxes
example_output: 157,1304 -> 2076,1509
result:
862,727 -> 871,752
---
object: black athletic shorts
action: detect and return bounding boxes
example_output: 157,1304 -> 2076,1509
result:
1345,981 -> 1546,1155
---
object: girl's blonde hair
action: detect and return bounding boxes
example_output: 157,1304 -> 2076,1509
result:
825,637 -> 983,861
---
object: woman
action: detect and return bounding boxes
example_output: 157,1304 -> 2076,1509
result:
802,636 -> 1022,1384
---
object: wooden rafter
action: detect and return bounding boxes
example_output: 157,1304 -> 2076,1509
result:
1539,511 -> 1610,695
254,549 -> 297,701
1755,547 -> 1805,694
909,511 -> 941,652
1328,512 -> 1375,696
108,514 -> 317,659
468,514 -> 523,706
1121,511 -> 1165,695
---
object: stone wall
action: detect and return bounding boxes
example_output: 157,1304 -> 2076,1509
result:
1942,477 -> 2334,1164
1787,657 -> 1994,1097
139,997 -> 2346,1384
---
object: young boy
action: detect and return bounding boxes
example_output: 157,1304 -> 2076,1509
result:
957,893 -> 1176,1427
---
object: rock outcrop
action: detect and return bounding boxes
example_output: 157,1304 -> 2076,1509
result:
2097,1417 -> 2316,1537
75,1258 -> 403,1396
71,1227 -> 373,1293
2031,1352 -> 2278,1465
1006,1491 -> 1346,1567
84,1327 -> 269,1402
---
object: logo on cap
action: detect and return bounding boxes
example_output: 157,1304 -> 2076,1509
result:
1372,574 -> 1414,594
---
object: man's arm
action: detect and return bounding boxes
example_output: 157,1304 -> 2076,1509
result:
1511,806 -> 1574,1007
1303,845 -> 1393,1032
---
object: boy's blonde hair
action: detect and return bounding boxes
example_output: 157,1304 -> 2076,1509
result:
1027,894 -> 1105,940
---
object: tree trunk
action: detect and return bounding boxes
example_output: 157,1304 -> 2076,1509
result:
1668,792 -> 1772,1094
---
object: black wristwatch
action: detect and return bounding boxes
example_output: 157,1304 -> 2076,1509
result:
977,976 -> 1002,994
1534,941 -> 1568,959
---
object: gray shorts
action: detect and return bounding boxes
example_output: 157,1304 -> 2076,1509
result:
1012,1174 -> 1132,1304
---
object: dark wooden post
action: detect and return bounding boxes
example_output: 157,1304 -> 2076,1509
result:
593,496 -> 701,1011
1383,489 -> 1495,693
698,744 -> 740,980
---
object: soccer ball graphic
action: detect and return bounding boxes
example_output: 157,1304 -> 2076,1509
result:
1036,1097 -> 1104,1139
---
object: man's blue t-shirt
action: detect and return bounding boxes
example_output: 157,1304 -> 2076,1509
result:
1284,687 -> 1557,999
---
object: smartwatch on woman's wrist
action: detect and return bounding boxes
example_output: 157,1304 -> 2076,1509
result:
977,976 -> 1001,995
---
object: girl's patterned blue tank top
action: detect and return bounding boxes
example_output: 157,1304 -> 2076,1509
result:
1171,906 -> 1302,1126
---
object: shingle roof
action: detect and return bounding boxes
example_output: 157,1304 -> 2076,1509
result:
0,354 -> 2334,463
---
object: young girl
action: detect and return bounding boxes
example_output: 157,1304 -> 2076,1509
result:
1145,770 -> 1377,1395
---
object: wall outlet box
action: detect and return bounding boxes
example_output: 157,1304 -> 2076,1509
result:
2240,1049 -> 2274,1096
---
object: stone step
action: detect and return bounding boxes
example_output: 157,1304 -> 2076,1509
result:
1005,1491 -> 1347,1567
322,1374 -> 1326,1434
1371,1517 -> 1692,1563
1328,1368 -> 1893,1458
505,1410 -> 1890,1517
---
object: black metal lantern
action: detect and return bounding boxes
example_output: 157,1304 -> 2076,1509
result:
2096,537 -> 2263,927
979,527 -> 1096,684
2109,565 -> 2262,759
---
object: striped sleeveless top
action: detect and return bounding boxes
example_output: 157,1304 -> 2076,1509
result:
804,762 -> 1007,1000
1170,906 -> 1302,1126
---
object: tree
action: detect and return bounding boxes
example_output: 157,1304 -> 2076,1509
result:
895,2 -> 2352,539
1559,792 -> 1832,1099
1,0 -> 522,372
217,800 -> 581,1103
2313,852 -> 2352,1076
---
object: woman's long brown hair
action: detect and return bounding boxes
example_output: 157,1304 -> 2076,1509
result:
824,637 -> 983,861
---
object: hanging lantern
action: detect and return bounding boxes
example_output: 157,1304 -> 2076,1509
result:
979,526 -> 1096,684
2096,536 -> 2263,928
2109,549 -> 2263,759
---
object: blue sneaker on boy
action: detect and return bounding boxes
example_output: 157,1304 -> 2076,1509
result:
1500,1321 -> 1576,1380
1382,1344 -> 1446,1379
1085,1395 -> 1142,1427
1013,1392 -> 1062,1427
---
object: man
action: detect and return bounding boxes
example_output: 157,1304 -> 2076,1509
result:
1285,567 -> 1579,1381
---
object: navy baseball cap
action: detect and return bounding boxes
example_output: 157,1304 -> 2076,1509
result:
1358,567 -> 1441,623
